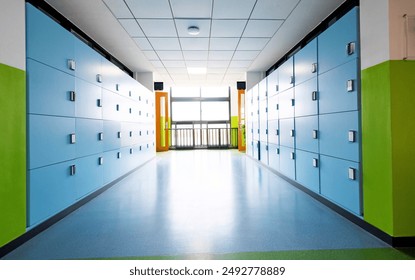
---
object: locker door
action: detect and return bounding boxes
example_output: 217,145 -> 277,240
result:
294,38 -> 317,85
294,77 -> 318,117
103,149 -> 123,184
29,115 -> 76,169
260,120 -> 268,143
74,39 -> 102,85
267,119 -> 279,145
279,146 -> 296,180
75,78 -> 103,119
319,111 -> 359,162
319,59 -> 359,114
75,154 -> 104,199
76,118 -> 104,158
268,144 -> 280,172
267,94 -> 278,121
27,59 -> 75,117
278,89 -> 295,119
103,120 -> 121,151
267,69 -> 279,96
295,115 -> 319,153
295,150 -> 320,193
320,155 -> 361,215
278,57 -> 294,92
279,118 -> 295,148
260,142 -> 268,165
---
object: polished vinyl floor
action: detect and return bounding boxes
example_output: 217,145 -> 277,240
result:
3,150 -> 391,260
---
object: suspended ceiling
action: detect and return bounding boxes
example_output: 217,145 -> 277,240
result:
45,0 -> 346,88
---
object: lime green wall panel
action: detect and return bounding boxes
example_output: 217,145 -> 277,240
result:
231,116 -> 238,128
0,63 -> 26,247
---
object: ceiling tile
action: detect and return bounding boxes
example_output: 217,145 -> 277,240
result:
211,20 -> 247,37
149,38 -> 181,50
207,73 -> 224,80
243,20 -> 283,37
251,0 -> 300,20
180,38 -> 209,51
150,60 -> 164,67
208,60 -> 230,68
185,61 -> 208,67
224,73 -> 245,80
155,67 -> 168,74
209,51 -> 234,60
170,0 -> 213,18
233,50 -> 260,60
183,51 -> 208,60
207,68 -> 227,74
133,38 -> 153,50
138,19 -> 176,37
125,0 -> 172,19
143,50 -> 159,60
157,51 -> 183,60
166,67 -> 188,74
175,19 -> 211,37
170,74 -> 189,80
212,0 -> 256,19
164,61 -> 186,67
229,60 -> 252,68
237,38 -> 270,50
103,0 -> 133,18
118,19 -> 144,37
227,67 -> 247,73
209,38 -> 240,50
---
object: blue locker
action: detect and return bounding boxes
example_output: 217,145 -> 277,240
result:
319,59 -> 359,114
278,57 -> 294,92
319,111 -> 359,162
279,146 -> 296,180
260,141 -> 268,165
294,77 -> 318,117
103,150 -> 122,184
267,69 -> 279,96
27,59 -> 75,117
75,154 -> 104,199
267,119 -> 279,145
278,88 -> 294,119
295,115 -> 319,153
294,38 -> 317,85
279,118 -> 295,148
318,7 -> 359,74
28,160 -> 77,226
76,118 -> 104,158
102,89 -> 125,121
74,39 -> 102,85
320,155 -> 361,215
295,150 -> 320,193
75,78 -> 102,119
103,120 -> 122,151
260,120 -> 268,143
252,120 -> 260,141
26,3 -> 75,75
29,115 -> 76,169
258,78 -> 267,100
267,94 -> 278,121
268,143 -> 280,172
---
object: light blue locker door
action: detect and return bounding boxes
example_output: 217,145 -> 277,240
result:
267,69 -> 279,96
74,39 -> 102,85
295,150 -> 320,193
278,57 -> 294,92
319,111 -> 360,162
318,7 -> 359,74
103,150 -> 121,184
101,58 -> 120,93
27,59 -> 75,117
294,77 -> 318,117
76,118 -> 104,158
268,144 -> 280,172
279,146 -> 295,180
294,38 -> 317,85
267,94 -> 278,121
320,155 -> 361,215
267,119 -> 279,145
295,115 -> 319,153
278,88 -> 294,119
28,160 -> 77,226
260,120 -> 268,143
26,3 -> 75,75
103,120 -> 121,151
75,78 -> 102,119
252,120 -> 260,141
319,59 -> 359,114
279,118 -> 295,148
260,142 -> 268,165
29,115 -> 76,169
75,154 -> 104,199
258,78 -> 267,100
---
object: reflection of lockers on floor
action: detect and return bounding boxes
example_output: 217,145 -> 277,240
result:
246,7 -> 361,216
26,3 -> 156,227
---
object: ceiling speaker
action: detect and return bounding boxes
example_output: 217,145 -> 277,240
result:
237,81 -> 246,90
154,82 -> 163,91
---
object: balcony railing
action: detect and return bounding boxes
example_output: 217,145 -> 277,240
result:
169,127 -> 238,149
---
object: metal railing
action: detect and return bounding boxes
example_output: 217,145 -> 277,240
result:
169,127 -> 238,149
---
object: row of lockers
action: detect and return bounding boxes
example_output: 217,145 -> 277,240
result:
247,142 -> 361,215
28,145 -> 155,226
27,59 -> 154,123
26,4 -> 148,101
28,114 -> 155,170
248,111 -> 360,162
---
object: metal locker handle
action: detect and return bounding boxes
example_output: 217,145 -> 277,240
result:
291,99 -> 295,106
99,157 -> 104,165
266,145 -> 268,151
266,129 -> 268,135
290,129 -> 295,137
348,130 -> 356,142
312,91 -> 318,101
312,158 -> 319,167
69,91 -> 76,102
117,152 -> 122,159
118,131 -> 122,138
276,85 -> 279,92
347,79 -> 354,92
68,59 -> 76,71
70,165 -> 76,176
312,130 -> 318,139
347,42 -> 356,55
116,104 -> 120,111
276,148 -> 280,154
129,91 -> 132,97
311,63 -> 318,73
265,90 -> 268,97
98,132 -> 104,141
116,84 -> 119,91
70,133 -> 76,144
129,108 -> 132,114
130,148 -> 134,154
290,152 -> 295,160
276,104 -> 279,110
276,129 -> 279,136
130,131 -> 133,137
348,167 -> 356,180
97,99 -> 102,107
96,74 -> 102,83
290,76 -> 295,85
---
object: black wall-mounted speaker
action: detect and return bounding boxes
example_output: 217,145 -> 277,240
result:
237,81 -> 246,90
154,82 -> 164,91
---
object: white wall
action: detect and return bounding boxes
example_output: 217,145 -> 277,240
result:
134,72 -> 154,92
230,85 -> 238,118
0,0 -> 26,70
389,0 -> 415,60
